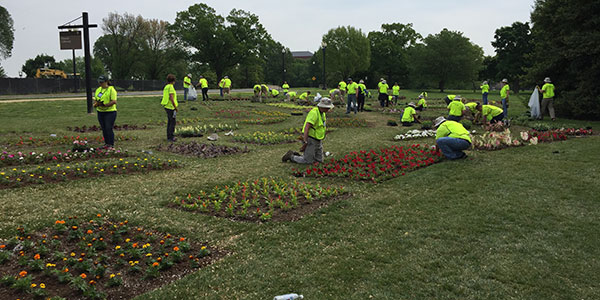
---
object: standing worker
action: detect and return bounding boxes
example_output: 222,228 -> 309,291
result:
161,74 -> 178,142
480,81 -> 489,104
183,74 -> 192,102
93,75 -> 117,149
218,77 -> 225,97
282,98 -> 334,164
196,75 -> 209,101
500,78 -> 510,117
537,77 -> 556,121
378,79 -> 389,107
433,116 -> 471,160
392,82 -> 400,105
223,76 -> 232,100
401,102 -> 421,126
282,81 -> 290,95
357,79 -> 367,112
338,79 -> 347,100
346,78 -> 358,114
447,95 -> 466,122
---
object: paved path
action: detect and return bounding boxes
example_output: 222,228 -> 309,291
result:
0,89 -> 255,103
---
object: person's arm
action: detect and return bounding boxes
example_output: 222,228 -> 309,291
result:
413,112 -> 421,123
301,122 -> 312,151
170,93 -> 177,112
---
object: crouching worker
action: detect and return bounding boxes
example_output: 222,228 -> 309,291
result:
282,98 -> 334,164
434,116 -> 471,160
401,102 -> 421,126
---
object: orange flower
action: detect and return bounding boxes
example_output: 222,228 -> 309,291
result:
86,230 -> 93,234
33,254 -> 40,260
157,257 -> 162,262
97,214 -> 102,217
159,240 -> 164,245
42,234 -> 47,238
89,280 -> 96,285
152,262 -> 159,267
0,245 -> 5,249
19,270 -> 27,277
63,268 -> 69,272
179,237 -> 185,242
173,246 -> 179,252
72,226 -> 78,230
132,243 -> 138,248
80,273 -> 87,279
55,220 -> 65,224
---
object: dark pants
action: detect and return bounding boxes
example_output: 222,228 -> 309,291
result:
97,111 -> 117,146
490,114 -> 504,124
402,121 -> 413,127
415,105 -> 424,111
379,93 -> 388,107
357,94 -> 365,111
165,108 -> 176,141
219,88 -> 223,97
447,115 -> 462,122
482,92 -> 488,105
444,97 -> 452,105
201,88 -> 209,101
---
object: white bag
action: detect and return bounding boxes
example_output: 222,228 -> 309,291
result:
188,86 -> 198,100
528,89 -> 540,119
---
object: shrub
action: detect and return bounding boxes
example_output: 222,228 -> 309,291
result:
421,121 -> 433,130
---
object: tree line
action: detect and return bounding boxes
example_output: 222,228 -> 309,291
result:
3,1 -> 599,119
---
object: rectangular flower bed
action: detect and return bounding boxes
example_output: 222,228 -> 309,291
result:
7,135 -> 136,148
292,145 -> 442,183
0,215 -> 221,300
175,123 -> 238,138
233,131 -> 298,145
239,117 -> 288,125
170,178 -> 347,222
0,157 -> 179,190
0,148 -> 130,167
67,124 -> 148,133
155,142 -> 249,158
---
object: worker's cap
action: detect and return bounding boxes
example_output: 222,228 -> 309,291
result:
502,78 -> 508,83
483,80 -> 488,85
97,75 -> 108,83
359,79 -> 364,83
187,74 -> 192,77
224,76 -> 229,79
380,78 -> 384,81
317,97 -> 334,109
433,116 -> 446,128
382,80 -> 387,84
199,75 -> 204,78
408,102 -> 416,108
418,95 -> 424,99
455,95 -> 462,100
544,77 -> 551,83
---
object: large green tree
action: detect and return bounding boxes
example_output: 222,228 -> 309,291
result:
492,22 -> 533,93
0,5 -> 15,77
368,23 -> 421,87
94,12 -> 149,79
529,0 -> 600,119
313,26 -> 370,87
410,29 -> 484,92
21,54 -> 60,78
55,56 -> 105,80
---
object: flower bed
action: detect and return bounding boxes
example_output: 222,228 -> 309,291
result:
472,129 -> 569,151
0,157 -> 179,190
327,118 -> 368,128
233,131 -> 297,145
175,123 -> 238,138
528,130 -> 568,143
267,103 -> 314,110
67,124 -> 147,132
394,129 -> 436,141
214,110 -> 249,118
239,117 -> 288,125
156,142 -> 249,158
0,215 -> 221,300
0,148 -> 129,167
554,128 -> 593,136
293,145 -> 442,183
280,127 -> 337,135
170,178 -> 347,222
7,135 -> 136,148
251,110 -> 289,118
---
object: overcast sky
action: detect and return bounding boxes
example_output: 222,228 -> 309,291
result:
1,0 -> 534,77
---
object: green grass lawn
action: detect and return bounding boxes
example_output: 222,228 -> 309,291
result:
0,89 -> 599,299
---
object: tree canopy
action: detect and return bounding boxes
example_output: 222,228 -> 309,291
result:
492,22 -> 533,93
21,54 -> 59,78
0,5 -> 15,77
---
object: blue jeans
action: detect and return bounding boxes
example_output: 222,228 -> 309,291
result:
97,111 -> 117,146
502,98 -> 508,117
219,88 -> 223,97
482,92 -> 488,105
183,87 -> 189,101
437,137 -> 470,159
346,94 -> 357,113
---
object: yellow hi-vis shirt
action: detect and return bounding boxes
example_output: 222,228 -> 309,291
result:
392,85 -> 400,96
482,105 -> 503,121
379,83 -> 389,94
500,84 -> 510,98
401,106 -> 416,122
435,120 -> 471,143
447,100 -> 465,116
224,78 -> 231,88
161,83 -> 178,110
346,82 -> 358,94
303,107 -> 326,140
465,102 -> 478,114
183,76 -> 191,88
94,86 -> 117,112
299,92 -> 308,100
480,84 -> 489,94
338,81 -> 347,91
199,78 -> 208,88
417,98 -> 427,108
271,89 -> 279,97
541,83 -> 555,98
282,83 -> 289,92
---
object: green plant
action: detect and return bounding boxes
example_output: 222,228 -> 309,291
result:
421,120 -> 433,129
460,119 -> 472,130
387,120 -> 398,126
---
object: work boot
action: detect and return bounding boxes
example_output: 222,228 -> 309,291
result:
282,150 -> 294,162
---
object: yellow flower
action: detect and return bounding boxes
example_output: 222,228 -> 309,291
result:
115,245 -> 121,250
110,274 -> 116,278
70,252 -> 76,257
146,253 -> 152,257
40,283 -> 45,289
201,246 -> 207,250
125,238 -> 130,242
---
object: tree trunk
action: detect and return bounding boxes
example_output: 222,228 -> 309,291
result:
438,80 -> 445,93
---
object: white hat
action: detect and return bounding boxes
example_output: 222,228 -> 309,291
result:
224,76 -> 229,79
544,77 -> 551,83
418,95 -> 423,99
187,74 -> 192,77
433,116 -> 446,128
408,102 -> 416,108
359,79 -> 364,83
502,78 -> 508,83
382,80 -> 387,84
483,80 -> 488,85
317,97 -> 334,109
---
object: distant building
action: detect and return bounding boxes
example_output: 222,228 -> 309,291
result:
291,51 -> 313,60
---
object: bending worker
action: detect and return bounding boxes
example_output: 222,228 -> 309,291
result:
447,95 -> 465,121
434,116 -> 471,160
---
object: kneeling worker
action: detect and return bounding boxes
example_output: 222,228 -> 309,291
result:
401,102 -> 421,126
286,91 -> 297,101
416,94 -> 427,111
434,116 -> 471,160
282,98 -> 334,164
447,95 -> 465,121
478,104 -> 504,125
271,88 -> 280,98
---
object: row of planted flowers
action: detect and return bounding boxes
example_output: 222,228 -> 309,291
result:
293,145 -> 442,183
472,128 -> 592,150
233,131 -> 298,145
0,148 -> 129,167
7,135 -> 135,148
170,178 -> 346,221
0,214 -> 218,300
0,157 -> 179,189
